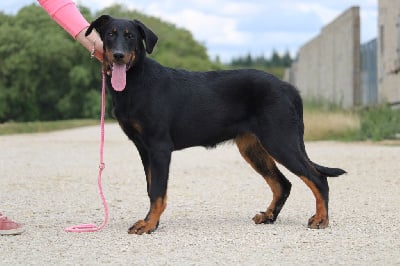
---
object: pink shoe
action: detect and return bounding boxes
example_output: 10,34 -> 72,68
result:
0,213 -> 24,235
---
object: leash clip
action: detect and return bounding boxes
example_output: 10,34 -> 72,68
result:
99,162 -> 105,170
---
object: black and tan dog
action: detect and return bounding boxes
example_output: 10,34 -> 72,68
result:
86,15 -> 345,234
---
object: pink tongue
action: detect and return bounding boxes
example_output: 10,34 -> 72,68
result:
111,64 -> 127,91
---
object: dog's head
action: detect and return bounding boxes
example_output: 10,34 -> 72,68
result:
86,15 -> 158,71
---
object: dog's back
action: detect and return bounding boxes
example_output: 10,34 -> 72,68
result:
135,60 -> 303,150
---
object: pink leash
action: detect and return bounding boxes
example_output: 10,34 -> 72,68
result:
65,71 -> 109,232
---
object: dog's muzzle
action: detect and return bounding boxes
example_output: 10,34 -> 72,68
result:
103,50 -> 135,91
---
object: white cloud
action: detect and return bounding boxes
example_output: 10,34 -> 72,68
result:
288,2 -> 340,24
146,5 -> 250,47
220,2 -> 259,16
1,0 -> 379,61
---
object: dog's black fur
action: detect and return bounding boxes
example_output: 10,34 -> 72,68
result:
86,15 -> 346,234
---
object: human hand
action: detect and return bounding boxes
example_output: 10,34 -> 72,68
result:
76,27 -> 103,62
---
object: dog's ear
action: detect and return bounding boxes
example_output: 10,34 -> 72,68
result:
133,20 -> 158,54
85,15 -> 113,39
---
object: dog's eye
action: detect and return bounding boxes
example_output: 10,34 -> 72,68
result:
108,32 -> 115,37
126,33 -> 134,40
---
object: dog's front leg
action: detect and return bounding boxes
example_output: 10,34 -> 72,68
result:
129,148 -> 171,235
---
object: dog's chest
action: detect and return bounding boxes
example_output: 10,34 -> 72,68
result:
117,117 -> 144,142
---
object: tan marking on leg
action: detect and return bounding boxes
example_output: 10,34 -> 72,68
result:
146,167 -> 152,192
235,134 -> 264,172
236,133 -> 284,224
264,177 -> 282,216
129,196 -> 167,234
299,176 -> 329,229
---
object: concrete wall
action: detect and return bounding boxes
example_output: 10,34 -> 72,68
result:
287,7 -> 360,108
378,0 -> 400,104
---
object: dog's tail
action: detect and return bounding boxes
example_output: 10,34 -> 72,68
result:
310,162 -> 346,177
292,87 -> 346,178
300,138 -> 346,177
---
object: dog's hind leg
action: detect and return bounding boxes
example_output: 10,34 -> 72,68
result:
256,131 -> 330,229
236,134 -> 292,224
299,175 -> 329,229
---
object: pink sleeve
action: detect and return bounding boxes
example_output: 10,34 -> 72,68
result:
37,0 -> 90,39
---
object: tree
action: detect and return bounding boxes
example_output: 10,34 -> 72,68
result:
0,4 -> 219,122
270,50 -> 281,66
282,50 -> 293,67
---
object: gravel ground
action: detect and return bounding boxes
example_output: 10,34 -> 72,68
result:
1,124 -> 399,265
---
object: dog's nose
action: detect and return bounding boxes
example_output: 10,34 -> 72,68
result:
113,52 -> 125,60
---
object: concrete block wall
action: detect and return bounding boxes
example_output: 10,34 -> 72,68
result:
378,0 -> 400,105
287,7 -> 360,108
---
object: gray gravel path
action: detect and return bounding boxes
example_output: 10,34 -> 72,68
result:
1,124 -> 399,265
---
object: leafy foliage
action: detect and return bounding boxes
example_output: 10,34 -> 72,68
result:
229,50 -> 293,78
230,50 -> 293,68
358,105 -> 400,141
0,4 -> 296,123
0,4 -> 220,122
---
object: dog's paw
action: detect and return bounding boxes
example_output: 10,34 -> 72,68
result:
128,219 -> 159,235
252,210 -> 275,224
307,214 -> 329,229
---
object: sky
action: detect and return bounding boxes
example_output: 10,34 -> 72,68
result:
1,0 -> 378,62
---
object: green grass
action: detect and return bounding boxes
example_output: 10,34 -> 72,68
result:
358,104 -> 400,141
0,119 -> 100,135
0,111 -> 362,140
303,102 -> 400,141
1,104 -> 399,142
303,107 -> 360,141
